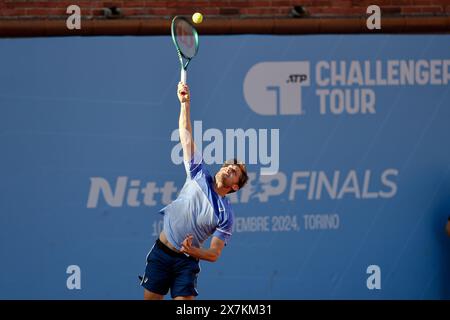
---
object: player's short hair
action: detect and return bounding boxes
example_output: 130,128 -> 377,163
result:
222,159 -> 249,194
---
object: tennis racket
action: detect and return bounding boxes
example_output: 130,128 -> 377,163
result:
171,16 -> 199,94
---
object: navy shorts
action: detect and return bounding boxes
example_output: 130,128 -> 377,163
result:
140,239 -> 200,298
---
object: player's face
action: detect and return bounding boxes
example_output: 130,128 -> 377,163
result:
217,164 -> 242,189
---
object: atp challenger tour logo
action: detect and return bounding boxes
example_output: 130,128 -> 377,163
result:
244,59 -> 450,116
244,61 -> 310,115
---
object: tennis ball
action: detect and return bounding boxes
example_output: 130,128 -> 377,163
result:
192,12 -> 203,24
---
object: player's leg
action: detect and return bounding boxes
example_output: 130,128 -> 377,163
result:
140,240 -> 173,300
144,288 -> 164,300
173,295 -> 195,300
171,256 -> 200,300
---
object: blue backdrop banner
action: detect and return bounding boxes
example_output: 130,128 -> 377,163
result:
0,34 -> 449,299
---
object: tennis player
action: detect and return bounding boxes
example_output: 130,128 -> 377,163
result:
140,82 -> 249,300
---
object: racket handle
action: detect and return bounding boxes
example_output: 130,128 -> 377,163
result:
181,68 -> 187,84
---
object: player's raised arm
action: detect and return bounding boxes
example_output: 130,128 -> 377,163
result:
177,82 -> 194,161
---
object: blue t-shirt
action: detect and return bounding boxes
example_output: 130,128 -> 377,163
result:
159,151 -> 234,250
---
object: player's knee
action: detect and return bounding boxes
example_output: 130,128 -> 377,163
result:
173,295 -> 195,300
144,288 -> 164,300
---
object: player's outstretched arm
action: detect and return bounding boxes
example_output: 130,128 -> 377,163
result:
177,82 -> 194,161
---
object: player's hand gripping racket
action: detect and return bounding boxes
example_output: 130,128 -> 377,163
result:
171,16 -> 199,97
